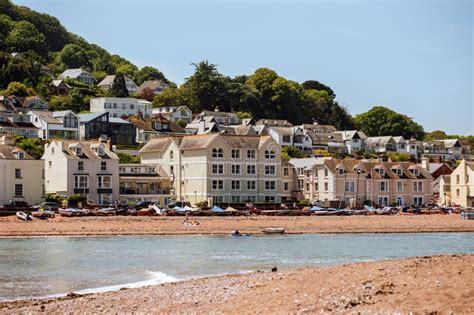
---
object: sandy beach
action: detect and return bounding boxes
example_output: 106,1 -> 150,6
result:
1,254 -> 472,314
0,214 -> 473,237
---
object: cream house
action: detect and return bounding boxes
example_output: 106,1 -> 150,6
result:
448,160 -> 474,207
0,137 -> 45,206
42,140 -> 119,205
139,134 -> 294,205
301,158 -> 432,207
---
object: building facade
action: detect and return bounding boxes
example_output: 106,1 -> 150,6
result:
447,160 -> 474,207
42,140 -> 119,205
90,97 -> 152,119
139,134 -> 294,205
29,110 -> 80,140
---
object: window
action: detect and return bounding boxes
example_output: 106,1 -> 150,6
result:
75,147 -> 82,156
48,161 -> 52,168
122,103 -> 126,109
231,149 -> 240,159
101,161 -> 107,171
396,197 -> 404,206
98,176 -> 112,188
247,150 -> 256,159
231,196 -> 241,203
456,189 -> 460,197
379,169 -> 385,177
378,196 -> 389,206
212,164 -> 224,174
15,169 -> 21,179
324,182 -> 329,192
284,182 -> 289,191
413,169 -> 419,176
379,181 -> 388,192
265,196 -> 275,203
17,152 -> 25,159
265,150 -> 275,159
14,184 -> 23,197
231,180 -> 241,190
74,175 -> 89,188
282,135 -> 291,143
130,104 -> 135,110
298,179 -> 304,190
306,183 -> 310,192
324,169 -> 328,177
395,169 -> 402,176
78,161 -> 84,171
265,180 -> 276,191
170,165 -> 174,174
63,114 -> 78,128
265,165 -> 276,175
297,168 -> 304,176
247,165 -> 256,175
246,196 -> 257,202
345,181 -> 355,192
98,146 -> 104,156
212,148 -> 224,158
212,180 -> 224,190
284,168 -> 289,176
113,103 -> 118,109
413,196 -> 423,206
231,164 -> 241,174
315,182 -> 319,191
413,181 -> 423,192
397,181 -> 403,192
51,147 -> 54,154
247,180 -> 256,190
456,175 -> 460,184
170,150 -> 174,160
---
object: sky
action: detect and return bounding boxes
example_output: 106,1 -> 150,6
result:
14,0 -> 474,135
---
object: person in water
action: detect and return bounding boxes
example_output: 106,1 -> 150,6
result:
234,230 -> 240,236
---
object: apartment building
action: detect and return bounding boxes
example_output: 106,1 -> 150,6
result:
0,137 -> 45,206
445,160 -> 474,207
301,158 -> 432,207
42,140 -> 119,205
139,134 -> 293,205
90,97 -> 152,119
119,164 -> 174,206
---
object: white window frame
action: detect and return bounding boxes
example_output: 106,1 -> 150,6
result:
265,180 -> 276,191
231,180 -> 241,190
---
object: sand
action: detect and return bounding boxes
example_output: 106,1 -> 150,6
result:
1,254 -> 472,314
0,214 -> 473,237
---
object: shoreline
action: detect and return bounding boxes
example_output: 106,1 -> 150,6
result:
0,214 -> 473,237
2,254 -> 473,313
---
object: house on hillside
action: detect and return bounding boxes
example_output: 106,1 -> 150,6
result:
51,80 -> 71,95
333,130 -> 367,154
192,109 -> 241,126
130,114 -> 186,144
59,68 -> 97,85
78,112 -> 110,141
97,75 -> 138,94
256,119 -> 293,128
137,80 -> 170,95
0,95 -> 48,113
29,110 -> 80,140
365,136 -> 397,153
0,113 -> 39,138
152,106 -> 193,124
90,97 -> 152,119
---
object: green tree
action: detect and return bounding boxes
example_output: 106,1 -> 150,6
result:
235,111 -> 252,119
388,152 -> 411,162
302,80 -> 335,98
5,81 -> 35,96
176,119 -> 187,128
116,63 -> 138,78
6,21 -> 46,54
153,87 -> 192,108
117,152 -> 141,164
14,136 -> 45,159
135,66 -> 167,85
0,14 -> 13,50
48,89 -> 87,112
281,146 -> 303,161
424,130 -> 449,140
57,43 -> 90,69
110,73 -> 129,97
355,106 -> 425,139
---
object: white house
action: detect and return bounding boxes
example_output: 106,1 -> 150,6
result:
333,130 -> 367,154
365,136 -> 397,153
90,97 -> 152,119
42,140 -> 119,205
59,68 -> 97,85
0,137 -> 45,206
152,106 -> 193,124
0,113 -> 39,138
29,110 -> 80,140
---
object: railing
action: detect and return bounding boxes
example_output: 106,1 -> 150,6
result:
120,188 -> 170,195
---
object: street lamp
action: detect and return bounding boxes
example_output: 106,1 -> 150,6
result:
336,166 -> 346,209
355,168 -> 361,209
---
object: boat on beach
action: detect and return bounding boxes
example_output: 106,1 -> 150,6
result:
16,211 -> 32,221
262,227 -> 285,234
59,208 -> 86,217
31,210 -> 55,219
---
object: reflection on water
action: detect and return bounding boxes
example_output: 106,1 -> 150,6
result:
0,233 -> 473,301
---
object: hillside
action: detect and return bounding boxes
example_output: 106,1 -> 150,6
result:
0,0 -> 171,94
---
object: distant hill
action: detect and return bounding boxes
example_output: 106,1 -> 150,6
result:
0,0 -> 171,91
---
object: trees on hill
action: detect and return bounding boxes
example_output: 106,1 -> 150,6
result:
110,73 -> 128,97
354,106 -> 425,139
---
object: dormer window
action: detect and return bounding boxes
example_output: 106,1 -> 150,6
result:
16,151 -> 25,159
396,169 -> 402,176
98,146 -> 104,156
76,147 -> 82,156
413,169 -> 419,176
378,168 -> 385,177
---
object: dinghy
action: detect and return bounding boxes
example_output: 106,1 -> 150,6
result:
262,227 -> 285,234
16,211 -> 32,221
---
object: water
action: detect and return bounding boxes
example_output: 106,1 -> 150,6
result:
0,233 -> 472,301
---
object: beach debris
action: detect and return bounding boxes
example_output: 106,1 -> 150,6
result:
271,266 -> 278,272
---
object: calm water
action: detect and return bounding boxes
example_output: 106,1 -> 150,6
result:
0,233 -> 473,301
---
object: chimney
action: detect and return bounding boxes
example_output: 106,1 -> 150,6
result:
0,135 -> 14,145
224,116 -> 229,126
198,119 -> 206,134
421,157 -> 430,171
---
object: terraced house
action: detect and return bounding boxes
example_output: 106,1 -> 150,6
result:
302,158 -> 432,207
139,134 -> 295,205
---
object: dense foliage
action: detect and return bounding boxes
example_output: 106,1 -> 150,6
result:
355,106 -> 425,139
14,136 -> 46,159
117,152 -> 141,164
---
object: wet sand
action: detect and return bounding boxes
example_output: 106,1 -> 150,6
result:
0,214 -> 473,237
2,254 -> 472,314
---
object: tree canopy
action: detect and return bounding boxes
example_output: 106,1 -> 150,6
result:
110,73 -> 128,97
355,106 -> 425,139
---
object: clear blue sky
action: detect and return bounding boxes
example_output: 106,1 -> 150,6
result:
15,0 -> 473,135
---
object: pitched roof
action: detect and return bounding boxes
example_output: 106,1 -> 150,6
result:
301,124 -> 337,133
0,145 -> 32,159
366,136 -> 395,147
78,112 -> 107,123
52,79 -> 70,88
109,117 -> 132,124
334,130 -> 367,140
269,127 -> 294,136
139,137 -> 182,153
256,119 -> 293,127
289,157 -> 324,170
60,68 -> 96,81
29,110 -> 61,124
51,140 -> 118,160
97,75 -> 137,88
138,80 -> 169,92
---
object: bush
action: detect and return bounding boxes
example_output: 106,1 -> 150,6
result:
298,199 -> 310,206
67,194 -> 87,207
45,193 -> 65,204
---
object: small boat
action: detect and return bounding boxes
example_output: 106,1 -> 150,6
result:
262,227 -> 285,234
31,210 -> 55,219
16,211 -> 32,221
137,208 -> 156,216
96,207 -> 116,216
59,208 -> 83,217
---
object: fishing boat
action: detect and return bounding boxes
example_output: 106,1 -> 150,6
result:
96,207 -> 116,216
58,208 -> 83,217
16,211 -> 32,221
262,227 -> 285,234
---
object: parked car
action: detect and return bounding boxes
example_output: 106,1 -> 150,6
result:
32,202 -> 60,212
3,201 -> 30,211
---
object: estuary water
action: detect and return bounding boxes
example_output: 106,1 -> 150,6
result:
0,233 -> 473,301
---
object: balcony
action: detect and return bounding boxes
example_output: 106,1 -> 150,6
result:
120,188 -> 170,195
